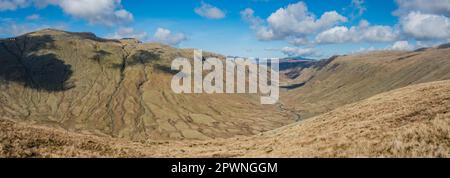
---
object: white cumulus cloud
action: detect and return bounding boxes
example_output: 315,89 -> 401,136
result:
391,40 -> 414,51
400,11 -> 450,40
58,0 -> 133,26
194,2 -> 225,19
0,0 -> 133,26
0,0 -> 29,11
394,0 -> 450,16
266,2 -> 347,40
153,28 -> 187,46
315,26 -> 352,44
108,27 -> 148,40
241,2 -> 347,41
315,20 -> 399,44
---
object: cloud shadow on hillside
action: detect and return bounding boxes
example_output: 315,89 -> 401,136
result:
0,35 -> 75,91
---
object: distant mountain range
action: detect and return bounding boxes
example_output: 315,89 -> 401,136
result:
281,56 -> 315,61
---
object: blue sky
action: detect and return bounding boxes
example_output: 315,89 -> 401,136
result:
1,0 -> 449,58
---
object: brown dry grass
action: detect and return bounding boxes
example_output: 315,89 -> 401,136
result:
281,48 -> 450,119
2,80 -> 449,157
0,29 -> 293,141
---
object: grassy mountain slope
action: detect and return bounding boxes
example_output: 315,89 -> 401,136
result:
0,29 -> 293,140
280,47 -> 450,119
2,80 -> 449,157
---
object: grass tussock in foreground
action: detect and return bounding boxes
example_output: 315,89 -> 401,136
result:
1,80 -> 450,158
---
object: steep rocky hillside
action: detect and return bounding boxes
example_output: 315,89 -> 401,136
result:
2,80 -> 449,157
0,29 -> 293,140
280,46 -> 450,118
